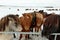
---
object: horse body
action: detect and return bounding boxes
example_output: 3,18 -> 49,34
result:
42,14 -> 60,40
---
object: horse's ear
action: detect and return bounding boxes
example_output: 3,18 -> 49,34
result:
39,10 -> 44,13
22,13 -> 27,16
22,14 -> 25,16
7,17 -> 12,20
16,14 -> 19,17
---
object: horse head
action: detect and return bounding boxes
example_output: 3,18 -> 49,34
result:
0,14 -> 22,32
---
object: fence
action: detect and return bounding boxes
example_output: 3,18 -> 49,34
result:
51,33 -> 60,40
0,32 -> 59,40
0,32 -> 44,40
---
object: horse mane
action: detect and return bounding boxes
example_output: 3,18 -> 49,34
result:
7,14 -> 20,25
0,16 -> 8,31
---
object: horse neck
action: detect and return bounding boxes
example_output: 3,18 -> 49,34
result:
4,21 -> 15,32
4,26 -> 10,32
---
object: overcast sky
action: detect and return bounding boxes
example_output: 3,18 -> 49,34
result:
0,0 -> 60,7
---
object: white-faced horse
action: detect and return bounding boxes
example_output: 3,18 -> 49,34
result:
0,14 -> 22,40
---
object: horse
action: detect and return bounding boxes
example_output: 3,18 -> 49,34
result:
42,14 -> 60,40
19,12 -> 34,40
0,14 -> 22,40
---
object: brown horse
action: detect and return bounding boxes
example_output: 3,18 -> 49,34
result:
19,12 -> 36,40
42,14 -> 60,40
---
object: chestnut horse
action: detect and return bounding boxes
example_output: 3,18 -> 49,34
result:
42,14 -> 60,40
19,12 -> 36,40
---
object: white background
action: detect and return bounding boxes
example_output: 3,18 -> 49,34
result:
0,0 -> 60,6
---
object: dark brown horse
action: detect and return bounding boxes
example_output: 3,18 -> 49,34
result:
42,14 -> 60,40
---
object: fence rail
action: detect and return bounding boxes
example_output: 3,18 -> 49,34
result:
51,33 -> 60,40
0,32 -> 59,40
0,32 -> 59,34
0,32 -> 41,34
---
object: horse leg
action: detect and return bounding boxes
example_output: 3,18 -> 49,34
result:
35,27 -> 40,36
35,27 -> 39,32
38,27 -> 41,32
30,28 -> 33,32
13,33 -> 16,38
56,35 -> 60,40
19,34 -> 22,40
25,34 -> 28,40
49,35 -> 55,40
35,27 -> 40,32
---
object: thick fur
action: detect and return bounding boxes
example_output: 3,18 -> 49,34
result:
42,14 -> 60,40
